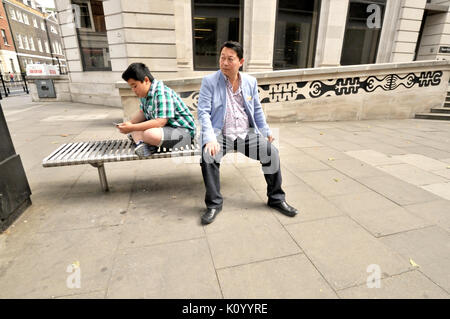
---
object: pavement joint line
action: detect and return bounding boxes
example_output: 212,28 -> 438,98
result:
232,165 -> 342,296
35,223 -> 123,235
114,235 -> 207,253
202,224 -> 225,299
278,219 -> 341,298
105,178 -> 135,299
371,224 -> 438,240
214,252 -> 305,272
333,269 -> 429,293
417,268 -> 450,296
52,289 -> 106,299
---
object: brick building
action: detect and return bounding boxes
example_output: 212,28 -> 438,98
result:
3,0 -> 67,73
0,2 -> 20,74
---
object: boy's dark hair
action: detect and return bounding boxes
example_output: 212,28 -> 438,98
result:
220,41 -> 243,60
122,63 -> 154,82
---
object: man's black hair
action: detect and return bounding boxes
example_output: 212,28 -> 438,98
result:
122,63 -> 154,82
220,41 -> 243,60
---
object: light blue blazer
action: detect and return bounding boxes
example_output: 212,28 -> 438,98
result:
197,70 -> 272,147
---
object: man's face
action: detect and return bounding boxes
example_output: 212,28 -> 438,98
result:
219,47 -> 244,79
127,77 -> 151,98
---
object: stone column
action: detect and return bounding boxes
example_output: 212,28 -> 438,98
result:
416,1 -> 450,61
390,0 -> 427,62
314,0 -> 349,67
377,0 -> 403,63
103,0 -> 178,80
243,0 -> 277,72
174,0 -> 194,76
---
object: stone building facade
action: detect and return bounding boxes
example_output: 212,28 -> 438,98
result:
54,0 -> 450,107
3,0 -> 67,73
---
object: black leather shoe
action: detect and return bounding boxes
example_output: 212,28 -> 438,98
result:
268,201 -> 298,217
201,207 -> 222,225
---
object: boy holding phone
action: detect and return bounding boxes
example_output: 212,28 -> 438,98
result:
118,63 -> 196,157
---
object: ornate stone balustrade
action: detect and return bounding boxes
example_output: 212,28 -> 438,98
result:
116,60 -> 450,122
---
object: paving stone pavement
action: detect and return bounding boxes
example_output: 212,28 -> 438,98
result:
0,95 -> 449,299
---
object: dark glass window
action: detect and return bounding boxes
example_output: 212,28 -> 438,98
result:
192,0 -> 243,70
72,0 -> 111,71
273,0 -> 321,70
341,0 -> 386,65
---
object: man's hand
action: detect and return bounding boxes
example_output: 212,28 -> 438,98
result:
117,121 -> 134,134
205,141 -> 220,157
268,135 -> 275,143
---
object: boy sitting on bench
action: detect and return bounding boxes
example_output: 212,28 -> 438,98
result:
118,63 -> 196,157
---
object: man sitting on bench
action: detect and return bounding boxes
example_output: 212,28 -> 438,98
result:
117,63 -> 196,157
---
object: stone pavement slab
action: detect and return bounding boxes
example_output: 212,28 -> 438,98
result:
286,216 -> 413,290
118,205 -> 204,250
376,163 -> 448,186
107,239 -> 222,299
328,192 -> 433,237
217,254 -> 338,299
205,208 -> 301,269
325,158 -> 388,179
399,146 -> 450,160
380,226 -> 450,293
392,154 -> 449,171
254,182 -> 344,225
358,175 -> 441,206
345,150 -> 402,166
0,226 -> 121,298
403,200 -> 450,232
421,182 -> 450,201
297,169 -> 370,198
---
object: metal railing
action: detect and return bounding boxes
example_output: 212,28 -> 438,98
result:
0,73 -> 29,99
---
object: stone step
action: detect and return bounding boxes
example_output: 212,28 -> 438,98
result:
415,112 -> 450,120
431,107 -> 450,114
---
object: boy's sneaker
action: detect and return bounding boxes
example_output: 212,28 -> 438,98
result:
134,142 -> 157,158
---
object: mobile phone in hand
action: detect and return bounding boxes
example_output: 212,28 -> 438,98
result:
113,122 -> 121,126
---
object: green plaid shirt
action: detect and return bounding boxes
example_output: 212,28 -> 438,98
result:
139,79 -> 196,138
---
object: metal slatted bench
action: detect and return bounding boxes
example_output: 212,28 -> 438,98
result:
42,139 -> 202,192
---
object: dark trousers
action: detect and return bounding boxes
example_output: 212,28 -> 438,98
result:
200,132 -> 286,209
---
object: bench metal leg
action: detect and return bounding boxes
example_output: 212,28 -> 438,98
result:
91,163 -> 109,192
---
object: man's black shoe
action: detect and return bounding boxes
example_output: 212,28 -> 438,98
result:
201,207 -> 222,225
268,201 -> 298,217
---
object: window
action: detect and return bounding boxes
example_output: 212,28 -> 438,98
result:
37,38 -> 43,52
33,18 -> 38,28
44,40 -> 50,53
23,14 -> 29,25
341,0 -> 386,65
72,0 -> 111,71
273,0 -> 321,70
192,0 -> 243,70
29,37 -> 35,51
16,10 -> 23,23
41,21 -> 45,30
1,29 -> 8,45
28,59 -> 33,64
17,34 -> 23,49
9,8 -> 16,20
73,1 -> 94,30
23,35 -> 29,50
